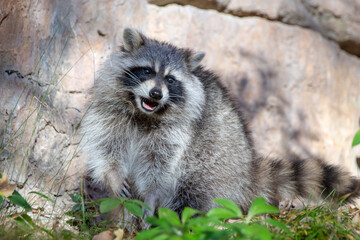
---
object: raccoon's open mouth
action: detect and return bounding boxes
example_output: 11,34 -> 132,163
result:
141,98 -> 159,112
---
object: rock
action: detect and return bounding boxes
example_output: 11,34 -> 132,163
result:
149,0 -> 360,57
92,230 -> 113,240
302,0 -> 360,56
0,0 -> 359,220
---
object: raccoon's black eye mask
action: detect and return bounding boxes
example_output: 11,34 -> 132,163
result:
129,67 -> 155,80
124,67 -> 155,86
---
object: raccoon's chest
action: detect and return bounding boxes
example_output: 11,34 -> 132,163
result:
116,125 -> 185,199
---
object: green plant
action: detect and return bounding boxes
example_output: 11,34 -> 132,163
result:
352,129 -> 360,147
84,193 -> 360,240
3,174 -> 359,240
135,197 -> 290,240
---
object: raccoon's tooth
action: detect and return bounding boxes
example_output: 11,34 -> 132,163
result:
141,98 -> 158,111
142,101 -> 154,111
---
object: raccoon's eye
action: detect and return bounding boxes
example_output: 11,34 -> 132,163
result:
166,76 -> 175,84
143,68 -> 153,74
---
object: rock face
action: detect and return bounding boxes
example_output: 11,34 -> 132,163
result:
150,0 -> 360,57
0,0 -> 359,219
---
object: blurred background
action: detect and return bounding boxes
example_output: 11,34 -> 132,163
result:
1,0 -> 360,219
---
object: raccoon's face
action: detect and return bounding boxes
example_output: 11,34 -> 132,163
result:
123,66 -> 183,114
114,28 -> 206,118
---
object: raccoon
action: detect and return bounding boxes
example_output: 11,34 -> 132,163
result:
81,27 -> 360,219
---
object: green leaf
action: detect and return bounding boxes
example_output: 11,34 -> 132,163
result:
229,222 -> 248,233
181,207 -> 200,223
188,216 -> 223,232
72,204 -> 81,211
352,130 -> 360,147
127,199 -> 152,211
8,190 -> 32,211
135,227 -> 163,240
0,196 -> 3,205
241,224 -> 272,240
264,218 -> 292,234
207,208 -> 238,219
183,233 -> 202,240
145,216 -> 170,227
124,201 -> 144,218
214,198 -> 243,217
246,197 -> 279,223
38,226 -> 55,238
99,198 -> 121,213
13,213 -> 35,230
154,234 -> 173,240
29,191 -> 55,203
69,193 -> 82,203
158,208 -> 181,226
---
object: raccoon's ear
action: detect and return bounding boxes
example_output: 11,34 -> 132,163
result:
123,28 -> 145,52
187,51 -> 205,71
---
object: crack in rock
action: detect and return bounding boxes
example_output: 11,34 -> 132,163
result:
5,69 -> 48,87
44,121 -> 67,135
5,69 -> 33,79
68,90 -> 83,94
0,13 -> 9,26
37,120 -> 66,135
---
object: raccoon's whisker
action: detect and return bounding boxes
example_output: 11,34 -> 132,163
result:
124,71 -> 138,81
169,94 -> 185,99
122,69 -> 142,85
121,75 -> 140,83
132,83 -> 152,97
119,76 -> 142,85
126,75 -> 141,85
124,69 -> 140,81
166,100 -> 180,108
168,99 -> 180,105
123,68 -> 134,75
168,95 -> 185,104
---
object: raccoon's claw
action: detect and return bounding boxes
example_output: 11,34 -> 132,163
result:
120,179 -> 132,198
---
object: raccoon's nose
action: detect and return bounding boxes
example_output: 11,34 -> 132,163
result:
149,88 -> 163,100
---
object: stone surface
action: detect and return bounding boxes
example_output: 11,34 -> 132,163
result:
0,0 -> 360,219
302,0 -> 360,56
149,0 -> 360,57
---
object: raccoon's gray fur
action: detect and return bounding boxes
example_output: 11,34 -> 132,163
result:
81,28 -> 360,218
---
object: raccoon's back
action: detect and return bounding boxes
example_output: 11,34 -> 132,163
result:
175,67 -> 257,211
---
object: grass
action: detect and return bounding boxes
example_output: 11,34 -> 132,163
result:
273,206 -> 360,239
